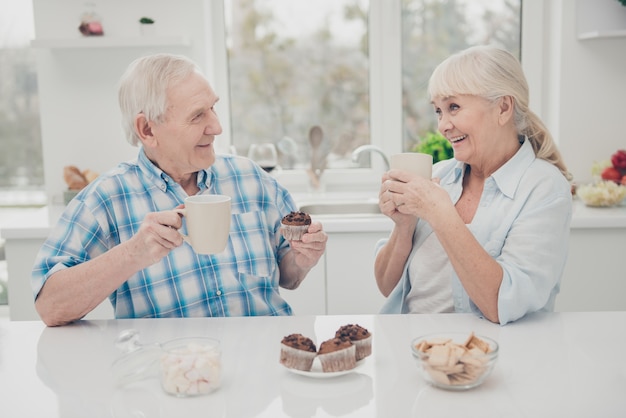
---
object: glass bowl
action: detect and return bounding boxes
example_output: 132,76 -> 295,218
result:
111,330 -> 221,397
160,337 -> 221,397
576,181 -> 626,207
410,332 -> 498,391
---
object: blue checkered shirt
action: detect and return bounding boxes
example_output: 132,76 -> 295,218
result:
32,149 -> 297,318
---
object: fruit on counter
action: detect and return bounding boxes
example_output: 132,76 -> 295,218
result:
601,166 -> 622,183
611,149 -> 626,170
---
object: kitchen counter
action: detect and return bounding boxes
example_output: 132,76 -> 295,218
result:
1,196 -> 625,239
1,311 -> 624,417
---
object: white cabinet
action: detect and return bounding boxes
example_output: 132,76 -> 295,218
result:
326,232 -> 388,315
282,229 -> 390,316
280,254 -> 326,315
556,227 -> 626,312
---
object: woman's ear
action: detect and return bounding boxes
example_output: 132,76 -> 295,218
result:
134,114 -> 156,146
498,96 -> 514,125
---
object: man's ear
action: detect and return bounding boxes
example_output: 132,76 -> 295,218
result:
498,96 -> 514,125
134,114 -> 156,146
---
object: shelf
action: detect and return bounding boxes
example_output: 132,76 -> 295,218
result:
577,0 -> 626,40
30,36 -> 191,49
578,29 -> 626,40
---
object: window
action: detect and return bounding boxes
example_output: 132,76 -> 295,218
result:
0,0 -> 43,305
222,0 -> 521,191
224,0 -> 370,181
401,0 -> 521,150
0,1 -> 43,191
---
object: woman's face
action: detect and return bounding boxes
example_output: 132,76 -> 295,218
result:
432,94 -> 502,168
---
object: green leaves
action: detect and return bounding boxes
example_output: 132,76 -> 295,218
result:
411,131 -> 453,163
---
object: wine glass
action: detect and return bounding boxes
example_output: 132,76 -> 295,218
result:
248,143 -> 278,173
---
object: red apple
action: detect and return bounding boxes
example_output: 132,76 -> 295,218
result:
621,175 -> 626,186
611,149 -> 626,170
601,166 -> 622,182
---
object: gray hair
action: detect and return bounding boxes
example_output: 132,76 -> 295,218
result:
428,45 -> 571,180
118,53 -> 201,146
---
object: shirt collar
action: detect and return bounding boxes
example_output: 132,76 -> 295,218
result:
137,148 -> 212,193
442,137 -> 536,199
491,137 -> 535,199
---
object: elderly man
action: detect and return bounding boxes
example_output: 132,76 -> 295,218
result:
32,53 -> 327,326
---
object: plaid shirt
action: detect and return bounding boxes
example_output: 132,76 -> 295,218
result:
32,150 -> 297,318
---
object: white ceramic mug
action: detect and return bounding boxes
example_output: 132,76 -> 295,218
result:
174,195 -> 231,254
390,152 -> 433,179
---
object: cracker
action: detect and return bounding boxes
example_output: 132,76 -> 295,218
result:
416,332 -> 493,387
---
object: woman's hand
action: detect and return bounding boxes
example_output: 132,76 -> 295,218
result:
380,169 -> 451,225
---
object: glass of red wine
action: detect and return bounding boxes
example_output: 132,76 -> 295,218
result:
248,143 -> 278,173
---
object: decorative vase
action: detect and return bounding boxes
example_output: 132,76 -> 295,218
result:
139,23 -> 155,36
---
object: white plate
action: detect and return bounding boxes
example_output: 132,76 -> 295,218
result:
283,358 -> 365,379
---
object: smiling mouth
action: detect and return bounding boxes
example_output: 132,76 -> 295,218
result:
449,134 -> 467,144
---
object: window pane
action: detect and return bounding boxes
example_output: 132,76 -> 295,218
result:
0,0 -> 43,189
401,0 -> 521,151
224,0 -> 370,170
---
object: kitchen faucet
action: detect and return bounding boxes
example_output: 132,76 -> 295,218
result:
351,145 -> 390,170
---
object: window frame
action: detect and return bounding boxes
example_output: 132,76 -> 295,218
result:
206,0 -> 542,193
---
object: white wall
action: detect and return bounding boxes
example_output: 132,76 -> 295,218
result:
32,0 -> 212,209
544,0 -> 626,183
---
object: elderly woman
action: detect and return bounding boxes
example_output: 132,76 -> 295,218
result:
375,45 -> 572,325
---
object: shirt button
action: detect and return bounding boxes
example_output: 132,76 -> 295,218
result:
216,290 -> 222,296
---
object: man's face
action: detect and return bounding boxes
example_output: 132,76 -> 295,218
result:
148,72 -> 222,181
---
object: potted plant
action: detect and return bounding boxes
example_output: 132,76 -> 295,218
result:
139,17 -> 155,36
411,131 -> 453,163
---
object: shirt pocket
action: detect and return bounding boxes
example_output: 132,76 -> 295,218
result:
229,211 -> 275,279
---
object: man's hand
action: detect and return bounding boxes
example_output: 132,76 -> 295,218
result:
287,221 -> 327,269
126,208 -> 185,268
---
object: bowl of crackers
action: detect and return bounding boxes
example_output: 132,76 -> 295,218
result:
410,332 -> 498,390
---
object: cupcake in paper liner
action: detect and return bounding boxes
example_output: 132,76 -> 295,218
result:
335,324 -> 372,361
280,211 -> 311,241
280,334 -> 317,371
317,337 -> 356,372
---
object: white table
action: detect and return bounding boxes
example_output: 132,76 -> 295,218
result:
1,311 -> 625,417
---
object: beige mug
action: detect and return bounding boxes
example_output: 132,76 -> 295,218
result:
174,195 -> 231,254
390,152 -> 433,179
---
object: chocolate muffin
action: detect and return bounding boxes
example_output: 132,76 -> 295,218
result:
280,333 -> 317,371
280,211 -> 311,240
335,324 -> 372,361
317,337 -> 356,372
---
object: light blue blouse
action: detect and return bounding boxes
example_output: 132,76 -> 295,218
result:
378,139 -> 573,325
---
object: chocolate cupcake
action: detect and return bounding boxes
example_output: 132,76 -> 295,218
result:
280,211 -> 311,241
280,334 -> 317,371
335,324 -> 372,361
317,337 -> 356,372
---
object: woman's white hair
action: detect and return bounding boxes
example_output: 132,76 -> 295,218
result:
118,53 -> 201,146
428,45 -> 571,180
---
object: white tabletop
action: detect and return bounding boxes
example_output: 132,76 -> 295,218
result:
1,311 -> 625,418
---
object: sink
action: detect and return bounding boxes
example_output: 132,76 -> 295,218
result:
299,201 -> 381,215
